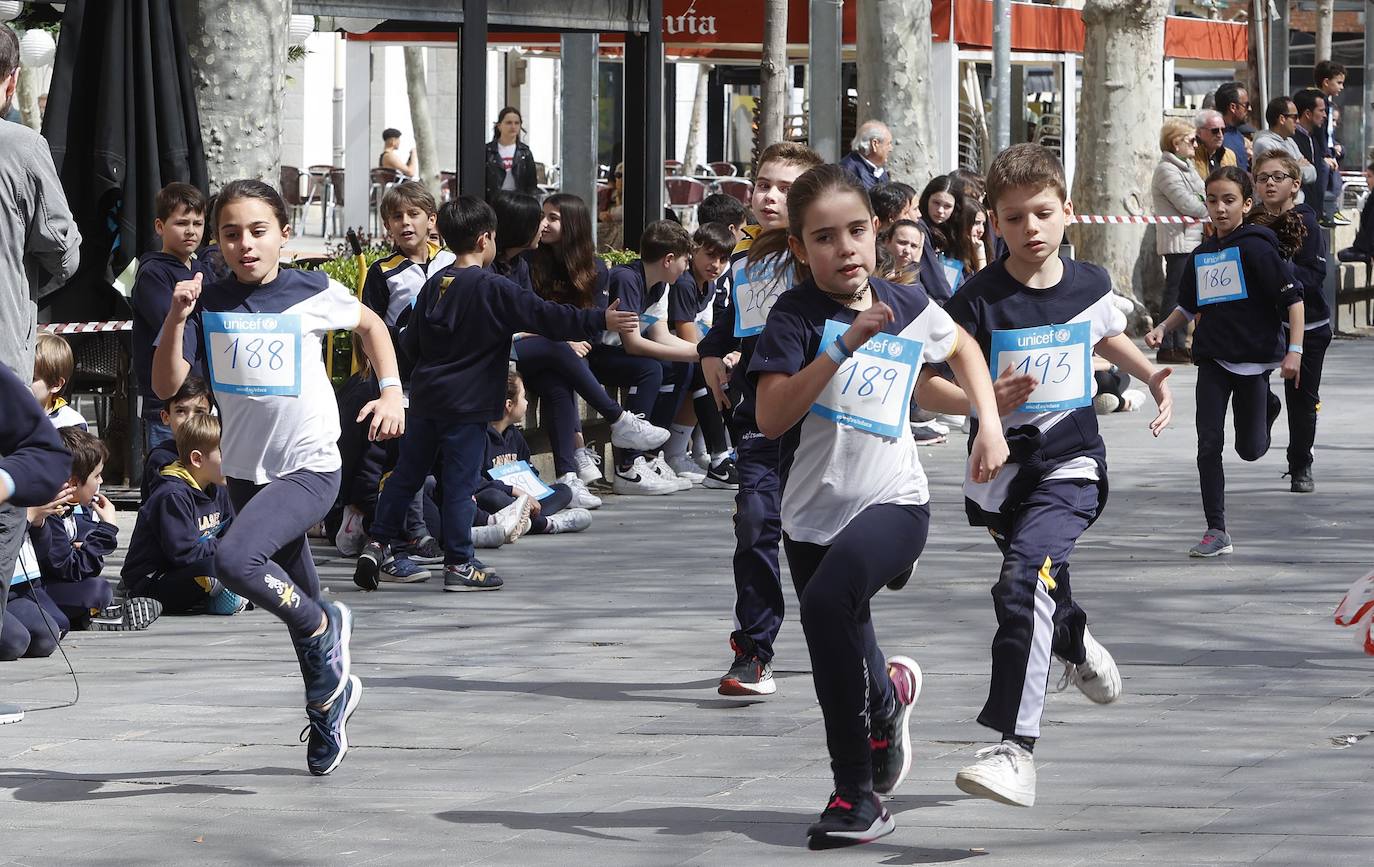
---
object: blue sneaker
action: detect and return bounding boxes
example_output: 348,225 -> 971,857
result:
380,555 -> 432,583
205,588 -> 249,615
301,674 -> 362,776
294,600 -> 353,709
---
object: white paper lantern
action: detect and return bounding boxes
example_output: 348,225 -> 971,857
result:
0,2 -> 22,23
336,17 -> 383,34
19,30 -> 56,68
288,14 -> 314,46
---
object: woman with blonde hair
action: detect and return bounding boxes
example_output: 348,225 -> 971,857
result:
1151,118 -> 1207,364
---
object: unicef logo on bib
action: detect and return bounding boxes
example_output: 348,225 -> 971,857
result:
1193,247 -> 1248,306
990,321 -> 1092,413
203,311 -> 303,397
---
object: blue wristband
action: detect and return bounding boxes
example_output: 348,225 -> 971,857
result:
378,376 -> 403,391
1287,344 -> 1303,355
824,337 -> 851,365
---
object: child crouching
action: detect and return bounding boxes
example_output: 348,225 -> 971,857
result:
122,414 -> 247,617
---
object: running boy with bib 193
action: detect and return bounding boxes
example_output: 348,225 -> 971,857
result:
941,144 -> 1174,808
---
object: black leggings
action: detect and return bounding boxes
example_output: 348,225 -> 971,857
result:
688,365 -> 730,455
587,345 -> 663,467
1284,324 -> 1331,472
783,502 -> 931,793
1195,361 -> 1278,531
517,336 -> 623,477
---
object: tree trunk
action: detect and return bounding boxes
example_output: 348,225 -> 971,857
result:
683,63 -> 712,172
16,64 -> 41,131
856,0 -> 937,184
404,46 -> 441,199
759,0 -> 788,151
178,0 -> 291,192
1315,0 -> 1334,63
1070,0 -> 1169,324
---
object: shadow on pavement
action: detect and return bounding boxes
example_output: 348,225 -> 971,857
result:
367,674 -> 770,709
0,766 -> 286,802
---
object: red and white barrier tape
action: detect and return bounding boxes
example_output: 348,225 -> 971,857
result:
40,321 -> 132,334
1071,214 -> 1205,225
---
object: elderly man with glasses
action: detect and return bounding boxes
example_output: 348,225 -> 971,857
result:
1192,109 -> 1237,180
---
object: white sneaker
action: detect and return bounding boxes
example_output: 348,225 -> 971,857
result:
1092,393 -> 1120,415
471,523 -> 506,548
1056,627 -> 1122,704
612,457 -> 678,496
334,505 -> 366,557
666,453 -> 706,483
545,508 -> 593,534
1119,388 -> 1146,412
955,741 -> 1037,807
574,446 -> 603,484
936,413 -> 966,429
649,453 -> 693,490
491,495 -> 533,543
610,412 -> 671,452
558,473 -> 603,510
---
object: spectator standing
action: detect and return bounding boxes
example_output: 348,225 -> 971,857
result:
1192,109 -> 1237,179
1251,97 -> 1317,190
1292,89 -> 1330,225
1214,82 -> 1251,172
839,121 -> 893,190
1315,61 -> 1349,224
1337,163 -> 1374,263
1152,119 -> 1207,365
0,24 -> 80,726
378,128 -> 419,180
484,107 -> 539,201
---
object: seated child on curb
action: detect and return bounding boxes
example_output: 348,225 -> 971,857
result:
2,534 -> 64,660
122,413 -> 248,616
31,333 -> 87,430
29,428 -> 119,630
141,376 -> 213,500
475,371 -> 592,536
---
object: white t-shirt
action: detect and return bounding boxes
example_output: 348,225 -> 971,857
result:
499,143 -> 517,191
182,269 -> 361,484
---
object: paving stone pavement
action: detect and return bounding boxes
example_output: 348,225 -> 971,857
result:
2,338 -> 1372,866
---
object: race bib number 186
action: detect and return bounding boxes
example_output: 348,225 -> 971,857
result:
204,312 -> 302,397
1194,246 -> 1249,306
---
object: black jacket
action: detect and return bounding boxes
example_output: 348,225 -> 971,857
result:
484,140 -> 539,200
0,364 -> 71,507
122,462 -> 233,591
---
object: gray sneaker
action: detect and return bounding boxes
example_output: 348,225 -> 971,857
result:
1189,529 -> 1234,558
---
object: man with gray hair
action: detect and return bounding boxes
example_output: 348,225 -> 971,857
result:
1191,108 -> 1236,180
839,120 -> 892,189
0,23 -> 81,726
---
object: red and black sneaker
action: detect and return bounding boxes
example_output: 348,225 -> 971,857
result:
717,637 -> 776,696
871,655 -> 923,794
806,789 -> 894,850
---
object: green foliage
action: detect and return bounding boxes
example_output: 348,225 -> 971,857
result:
597,248 -> 641,267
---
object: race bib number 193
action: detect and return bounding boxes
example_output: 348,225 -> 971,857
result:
810,319 -> 922,438
204,312 -> 302,396
990,321 -> 1092,413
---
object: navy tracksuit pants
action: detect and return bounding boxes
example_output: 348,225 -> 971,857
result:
978,478 -> 1096,739
1195,360 -> 1279,531
1284,323 -> 1331,473
729,429 -> 783,663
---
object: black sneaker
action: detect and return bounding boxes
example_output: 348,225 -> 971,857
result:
702,457 -> 740,490
443,562 -> 505,591
301,674 -> 362,776
886,563 -> 914,591
399,535 -> 443,565
870,655 -> 922,795
806,789 -> 894,850
353,541 -> 387,591
718,637 -> 776,696
293,600 -> 353,709
1287,466 -> 1315,493
89,597 -> 163,631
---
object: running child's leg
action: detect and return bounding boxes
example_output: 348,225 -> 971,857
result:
787,502 -> 931,794
720,433 -> 784,695
1195,360 -> 1236,532
1231,371 -> 1279,462
1285,324 -> 1331,485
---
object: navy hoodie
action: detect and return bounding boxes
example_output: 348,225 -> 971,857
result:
131,251 -> 208,418
478,424 -> 538,498
141,438 -> 180,500
31,502 -> 118,583
402,264 -> 606,423
1286,203 -> 1330,325
1177,223 -> 1303,364
122,463 -> 234,593
0,364 -> 71,507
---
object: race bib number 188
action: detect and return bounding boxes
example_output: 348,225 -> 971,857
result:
809,319 -> 922,438
204,312 -> 302,397
990,321 -> 1092,413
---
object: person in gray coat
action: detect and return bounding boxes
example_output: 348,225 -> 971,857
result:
0,24 -> 80,727
1152,118 -> 1206,364
1251,97 -> 1317,191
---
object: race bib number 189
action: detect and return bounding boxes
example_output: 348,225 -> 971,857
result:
204,312 -> 302,396
1194,246 -> 1248,306
990,322 -> 1092,413
809,319 -> 922,438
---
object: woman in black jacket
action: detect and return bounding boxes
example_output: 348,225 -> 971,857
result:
485,107 -> 539,200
